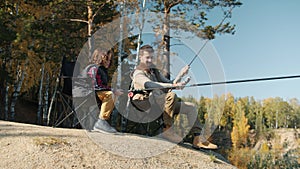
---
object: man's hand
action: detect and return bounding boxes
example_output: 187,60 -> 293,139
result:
179,65 -> 190,77
173,77 -> 191,90
173,65 -> 190,84
173,77 -> 190,90
173,82 -> 185,90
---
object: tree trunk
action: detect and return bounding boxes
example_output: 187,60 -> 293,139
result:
47,76 -> 60,126
4,82 -> 9,120
43,72 -> 50,125
10,60 -> 27,121
275,110 -> 278,129
4,52 -> 12,120
37,62 -> 45,124
1,56 -> 7,120
87,0 -> 93,61
121,0 -> 146,132
161,6 -> 171,79
112,2 -> 124,127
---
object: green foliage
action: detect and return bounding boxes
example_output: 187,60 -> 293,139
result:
222,93 -> 235,130
1,0 -> 243,113
228,147 -> 254,169
0,0 -> 119,101
262,97 -> 295,129
147,0 -> 242,39
247,150 -> 300,169
198,96 -> 208,124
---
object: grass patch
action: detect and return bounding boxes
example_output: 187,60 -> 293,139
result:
33,136 -> 70,146
209,153 -> 217,163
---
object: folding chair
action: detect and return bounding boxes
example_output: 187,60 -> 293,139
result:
121,89 -> 165,136
72,89 -> 100,131
51,60 -> 103,129
71,66 -> 117,131
52,90 -> 78,128
50,61 -> 80,128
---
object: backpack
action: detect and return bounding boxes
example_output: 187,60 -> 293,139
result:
72,64 -> 97,98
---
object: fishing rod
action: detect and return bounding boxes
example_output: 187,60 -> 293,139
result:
130,74 -> 300,92
71,74 -> 300,97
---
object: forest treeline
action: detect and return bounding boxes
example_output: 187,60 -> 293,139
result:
185,94 -> 300,131
181,94 -> 300,169
0,0 -> 120,123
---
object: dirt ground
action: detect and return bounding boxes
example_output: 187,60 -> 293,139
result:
0,120 -> 237,169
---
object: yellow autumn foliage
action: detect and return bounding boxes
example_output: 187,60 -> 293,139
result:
231,100 -> 250,149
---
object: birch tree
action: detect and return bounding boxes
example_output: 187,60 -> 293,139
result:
0,1 -> 31,120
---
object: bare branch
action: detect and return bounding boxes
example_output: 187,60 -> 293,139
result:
169,0 -> 184,9
70,19 -> 88,23
92,3 -> 105,20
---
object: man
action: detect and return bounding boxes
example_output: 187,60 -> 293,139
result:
131,45 -> 218,149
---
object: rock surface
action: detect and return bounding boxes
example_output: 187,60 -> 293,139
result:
0,120 -> 237,169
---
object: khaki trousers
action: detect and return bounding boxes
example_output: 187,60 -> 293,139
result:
96,91 -> 114,120
162,91 -> 202,134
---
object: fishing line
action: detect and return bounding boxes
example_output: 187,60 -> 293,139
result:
188,6 -> 235,67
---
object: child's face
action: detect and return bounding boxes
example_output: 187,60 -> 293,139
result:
102,56 -> 111,68
92,50 -> 112,68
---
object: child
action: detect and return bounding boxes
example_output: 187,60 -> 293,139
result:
87,48 -> 123,133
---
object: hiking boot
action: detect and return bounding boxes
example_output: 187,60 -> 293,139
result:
193,135 -> 218,150
93,119 -> 117,134
161,126 -> 182,143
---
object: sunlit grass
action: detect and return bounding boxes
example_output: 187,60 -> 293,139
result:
209,153 -> 217,163
33,136 -> 70,146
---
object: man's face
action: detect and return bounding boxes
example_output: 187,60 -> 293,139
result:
139,50 -> 153,67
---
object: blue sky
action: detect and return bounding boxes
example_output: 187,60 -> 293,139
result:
211,0 -> 300,101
